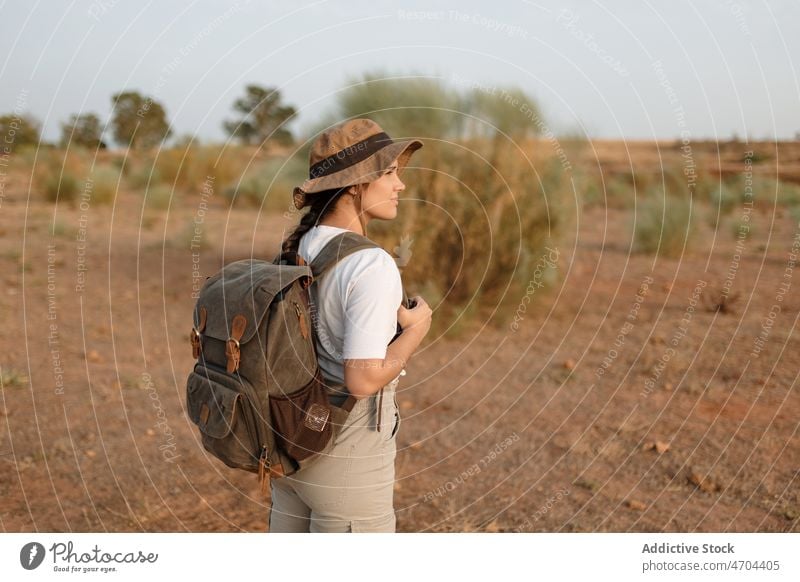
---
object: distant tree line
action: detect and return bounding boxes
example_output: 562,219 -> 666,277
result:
0,84 -> 297,152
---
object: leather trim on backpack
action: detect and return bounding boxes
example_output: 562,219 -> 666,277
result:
225,314 -> 247,373
190,306 -> 207,359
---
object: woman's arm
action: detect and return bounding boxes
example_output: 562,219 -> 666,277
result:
343,322 -> 427,398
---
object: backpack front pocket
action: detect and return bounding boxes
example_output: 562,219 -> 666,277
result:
269,373 -> 334,464
186,367 -> 260,472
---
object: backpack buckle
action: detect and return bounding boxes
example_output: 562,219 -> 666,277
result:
190,328 -> 201,358
225,314 -> 247,373
225,337 -> 241,373
190,307 -> 207,359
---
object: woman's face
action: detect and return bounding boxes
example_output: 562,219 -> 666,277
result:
360,157 -> 405,221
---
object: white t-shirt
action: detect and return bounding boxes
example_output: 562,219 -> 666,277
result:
297,225 -> 403,386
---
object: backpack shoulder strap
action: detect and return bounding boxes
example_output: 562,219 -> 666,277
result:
309,231 -> 380,279
274,231 -> 411,304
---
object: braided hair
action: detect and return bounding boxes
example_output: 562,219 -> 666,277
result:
281,183 -> 366,255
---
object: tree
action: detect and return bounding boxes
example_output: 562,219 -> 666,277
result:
223,84 -> 296,146
0,114 -> 41,152
110,91 -> 172,149
60,112 -> 106,149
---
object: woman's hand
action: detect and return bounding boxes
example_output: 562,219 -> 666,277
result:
397,295 -> 432,336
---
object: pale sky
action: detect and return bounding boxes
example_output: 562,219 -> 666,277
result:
1,0 -> 798,145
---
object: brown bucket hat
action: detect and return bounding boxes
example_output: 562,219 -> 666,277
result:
293,118 -> 423,210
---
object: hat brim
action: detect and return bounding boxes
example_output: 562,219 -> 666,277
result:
293,139 -> 423,209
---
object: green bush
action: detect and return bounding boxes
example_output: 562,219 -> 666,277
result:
223,156 -> 306,210
36,149 -> 87,205
43,171 -> 80,204
579,173 -> 634,209
143,184 -> 172,211
367,141 -> 568,336
778,181 -> 800,207
632,189 -> 696,257
706,182 -> 739,229
88,165 -> 122,205
606,176 -> 635,209
692,172 -> 721,202
730,215 -> 755,240
50,220 -> 77,238
154,148 -> 192,190
128,157 -> 162,189
189,145 -> 250,191
108,155 -> 129,177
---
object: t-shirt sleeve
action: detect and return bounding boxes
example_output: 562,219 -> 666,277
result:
342,252 -> 403,360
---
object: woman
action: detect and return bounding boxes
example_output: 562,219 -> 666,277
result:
270,118 -> 432,532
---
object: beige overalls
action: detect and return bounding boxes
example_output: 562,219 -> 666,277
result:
268,370 -> 403,532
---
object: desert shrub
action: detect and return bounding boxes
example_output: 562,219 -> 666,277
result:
35,149 -> 87,205
0,366 -> 29,387
142,184 -> 172,211
574,170 -> 602,207
165,217 -> 213,251
730,214 -> 755,240
108,154 -> 130,177
42,171 -> 80,204
87,165 -> 122,205
147,144 -> 255,201
154,147 -> 192,191
618,167 -> 656,195
50,220 -> 77,238
740,173 -> 773,205
223,155 -> 306,210
632,188 -> 696,257
188,145 -> 250,193
706,181 -> 739,229
605,175 -> 635,209
367,140 -> 568,336
578,172 -> 633,209
692,171 -> 721,202
128,156 -> 162,189
462,85 -> 544,141
725,174 -> 800,207
777,181 -> 800,207
222,171 -> 264,207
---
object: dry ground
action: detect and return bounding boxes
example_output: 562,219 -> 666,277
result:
1,141 -> 798,532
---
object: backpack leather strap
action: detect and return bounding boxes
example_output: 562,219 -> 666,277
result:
190,306 -> 207,359
225,314 -> 247,373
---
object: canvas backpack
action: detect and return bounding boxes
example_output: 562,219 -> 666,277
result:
185,230 -> 408,496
